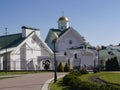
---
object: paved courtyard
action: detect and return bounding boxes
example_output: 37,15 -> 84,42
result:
0,72 -> 65,90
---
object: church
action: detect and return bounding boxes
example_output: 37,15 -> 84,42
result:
0,26 -> 53,70
0,15 -> 98,71
45,15 -> 98,70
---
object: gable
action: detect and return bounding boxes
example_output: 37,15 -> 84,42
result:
30,34 -> 53,55
26,35 -> 41,50
57,27 -> 85,44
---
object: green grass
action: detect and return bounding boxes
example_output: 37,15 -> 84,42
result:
49,78 -> 70,90
79,72 -> 120,84
79,73 -> 94,82
49,72 -> 120,90
0,77 -> 15,80
0,71 -> 47,76
99,72 -> 120,84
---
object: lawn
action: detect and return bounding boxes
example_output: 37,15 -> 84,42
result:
99,72 -> 120,84
79,72 -> 94,82
49,72 -> 120,90
0,71 -> 46,76
80,72 -> 120,84
49,78 -> 70,90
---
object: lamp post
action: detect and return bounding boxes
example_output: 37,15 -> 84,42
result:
96,46 -> 100,72
51,32 -> 58,83
5,28 -> 8,72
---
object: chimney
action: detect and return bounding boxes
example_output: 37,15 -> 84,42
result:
21,26 -> 40,38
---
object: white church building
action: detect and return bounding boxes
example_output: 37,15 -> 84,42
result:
45,16 -> 98,70
0,16 -> 98,71
0,26 -> 54,70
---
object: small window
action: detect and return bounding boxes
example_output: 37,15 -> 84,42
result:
74,53 -> 77,59
69,40 -> 72,44
61,26 -> 63,30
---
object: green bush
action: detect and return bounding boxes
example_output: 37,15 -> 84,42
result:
64,63 -> 71,72
78,81 -> 92,90
70,78 -> 81,90
57,62 -> 64,72
100,85 -> 120,90
63,74 -> 78,85
80,69 -> 89,74
93,67 -> 99,73
69,70 -> 81,76
62,72 -> 120,90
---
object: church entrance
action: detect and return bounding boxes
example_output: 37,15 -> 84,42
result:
37,56 -> 54,70
42,60 -> 50,70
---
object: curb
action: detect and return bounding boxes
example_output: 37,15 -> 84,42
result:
41,75 -> 65,90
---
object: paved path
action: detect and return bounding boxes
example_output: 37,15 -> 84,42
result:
0,72 -> 66,90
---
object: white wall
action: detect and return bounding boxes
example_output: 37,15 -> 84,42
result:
57,31 -> 83,52
0,56 -> 3,70
10,49 -> 21,70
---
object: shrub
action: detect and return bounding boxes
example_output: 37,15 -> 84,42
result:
78,81 -> 92,90
100,84 -> 120,90
69,70 -> 81,76
80,69 -> 89,74
57,62 -> 64,72
62,72 -> 120,90
64,63 -> 71,72
63,74 -> 78,85
70,78 -> 81,90
93,67 -> 99,73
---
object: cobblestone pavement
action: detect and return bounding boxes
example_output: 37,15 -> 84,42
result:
0,72 -> 66,90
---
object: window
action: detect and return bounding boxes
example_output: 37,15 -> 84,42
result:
74,53 -> 77,59
69,40 -> 72,44
61,26 -> 63,30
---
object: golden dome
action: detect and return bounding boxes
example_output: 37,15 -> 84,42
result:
58,16 -> 69,21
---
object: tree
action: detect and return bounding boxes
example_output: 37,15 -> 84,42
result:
64,63 -> 70,72
105,59 -> 111,71
112,57 -> 119,71
57,62 -> 64,72
105,57 -> 119,71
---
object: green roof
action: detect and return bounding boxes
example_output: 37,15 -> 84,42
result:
0,33 -> 25,50
50,27 -> 70,38
99,49 -> 120,60
51,29 -> 62,36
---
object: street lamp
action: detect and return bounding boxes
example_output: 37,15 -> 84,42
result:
5,28 -> 8,72
51,32 -> 58,83
96,46 -> 101,72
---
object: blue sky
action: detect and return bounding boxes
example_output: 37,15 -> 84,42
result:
0,0 -> 120,46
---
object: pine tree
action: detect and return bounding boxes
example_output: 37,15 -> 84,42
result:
57,62 -> 64,72
105,57 -> 119,71
64,63 -> 70,72
105,59 -> 110,71
112,57 -> 119,71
